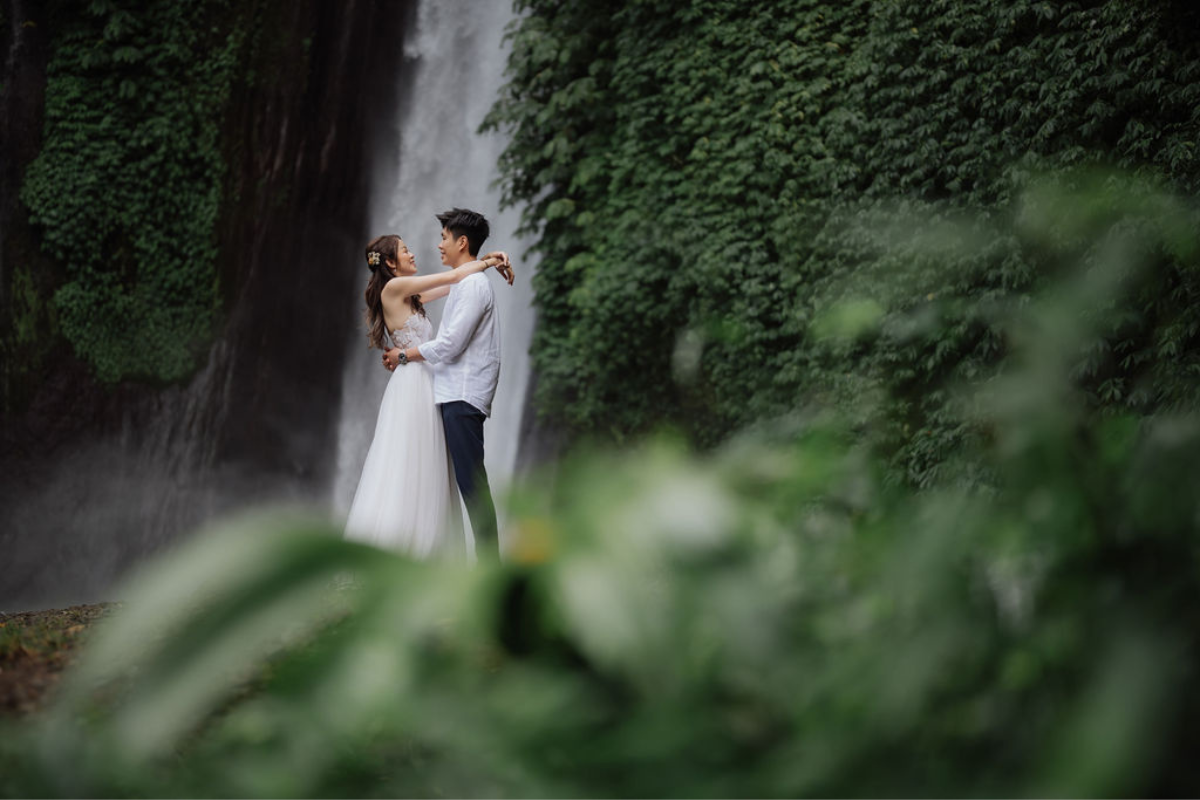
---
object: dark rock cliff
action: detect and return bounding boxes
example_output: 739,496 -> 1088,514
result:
0,0 -> 413,611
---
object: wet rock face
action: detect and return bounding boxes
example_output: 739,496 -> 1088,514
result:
211,0 -> 412,473
0,0 -> 412,611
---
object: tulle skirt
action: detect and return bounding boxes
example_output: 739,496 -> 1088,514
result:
344,362 -> 463,558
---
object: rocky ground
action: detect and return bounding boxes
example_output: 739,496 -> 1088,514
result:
0,603 -> 115,717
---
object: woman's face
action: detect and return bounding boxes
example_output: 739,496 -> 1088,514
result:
390,240 -> 417,276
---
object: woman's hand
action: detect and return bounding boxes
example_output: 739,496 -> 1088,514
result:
483,250 -> 514,285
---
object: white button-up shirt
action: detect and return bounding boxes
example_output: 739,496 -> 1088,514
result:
418,272 -> 501,416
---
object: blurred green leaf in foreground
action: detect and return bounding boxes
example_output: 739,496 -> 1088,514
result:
2,177 -> 1200,798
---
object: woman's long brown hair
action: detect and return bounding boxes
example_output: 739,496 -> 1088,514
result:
363,234 -> 425,350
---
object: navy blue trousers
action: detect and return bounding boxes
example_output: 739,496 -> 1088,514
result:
440,401 -> 499,558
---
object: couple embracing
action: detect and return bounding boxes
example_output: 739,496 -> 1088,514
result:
344,208 -> 514,560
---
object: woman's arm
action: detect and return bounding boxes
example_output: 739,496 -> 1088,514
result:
382,253 -> 504,302
417,285 -> 453,304
408,251 -> 513,305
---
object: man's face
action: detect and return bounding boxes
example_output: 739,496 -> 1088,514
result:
438,227 -> 467,266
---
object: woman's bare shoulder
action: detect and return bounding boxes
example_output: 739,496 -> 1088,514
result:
381,276 -> 415,298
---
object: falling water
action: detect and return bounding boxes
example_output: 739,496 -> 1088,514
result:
333,0 -> 536,536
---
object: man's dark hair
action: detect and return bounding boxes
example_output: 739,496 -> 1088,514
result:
437,208 -> 490,257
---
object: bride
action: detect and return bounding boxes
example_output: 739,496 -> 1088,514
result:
344,234 -> 510,557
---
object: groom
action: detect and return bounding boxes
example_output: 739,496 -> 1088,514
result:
383,208 -> 509,560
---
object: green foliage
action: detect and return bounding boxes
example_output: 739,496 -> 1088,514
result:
3,232 -> 1200,795
485,0 -> 1200,480
19,0 -> 247,383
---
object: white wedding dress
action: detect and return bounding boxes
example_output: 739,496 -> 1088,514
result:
344,314 -> 463,558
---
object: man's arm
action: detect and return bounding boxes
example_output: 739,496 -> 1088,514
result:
384,254 -> 512,371
384,279 -> 489,371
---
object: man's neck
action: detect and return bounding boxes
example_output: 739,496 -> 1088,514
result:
447,254 -> 473,269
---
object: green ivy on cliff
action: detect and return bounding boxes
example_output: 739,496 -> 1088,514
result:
487,0 -> 1200,482
20,0 -> 245,383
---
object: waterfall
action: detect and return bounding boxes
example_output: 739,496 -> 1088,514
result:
333,0 -> 536,533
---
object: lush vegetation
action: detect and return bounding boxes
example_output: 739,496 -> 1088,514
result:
2,2 -> 1199,796
18,0 -> 249,383
485,0 -> 1200,483
2,192 -> 1199,795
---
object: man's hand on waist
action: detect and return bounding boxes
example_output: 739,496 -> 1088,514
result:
383,346 -> 425,372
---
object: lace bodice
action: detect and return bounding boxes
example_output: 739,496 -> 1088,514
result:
388,314 -> 434,350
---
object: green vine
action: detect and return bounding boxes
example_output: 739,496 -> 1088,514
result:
20,0 -> 245,383
487,0 -> 1200,482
